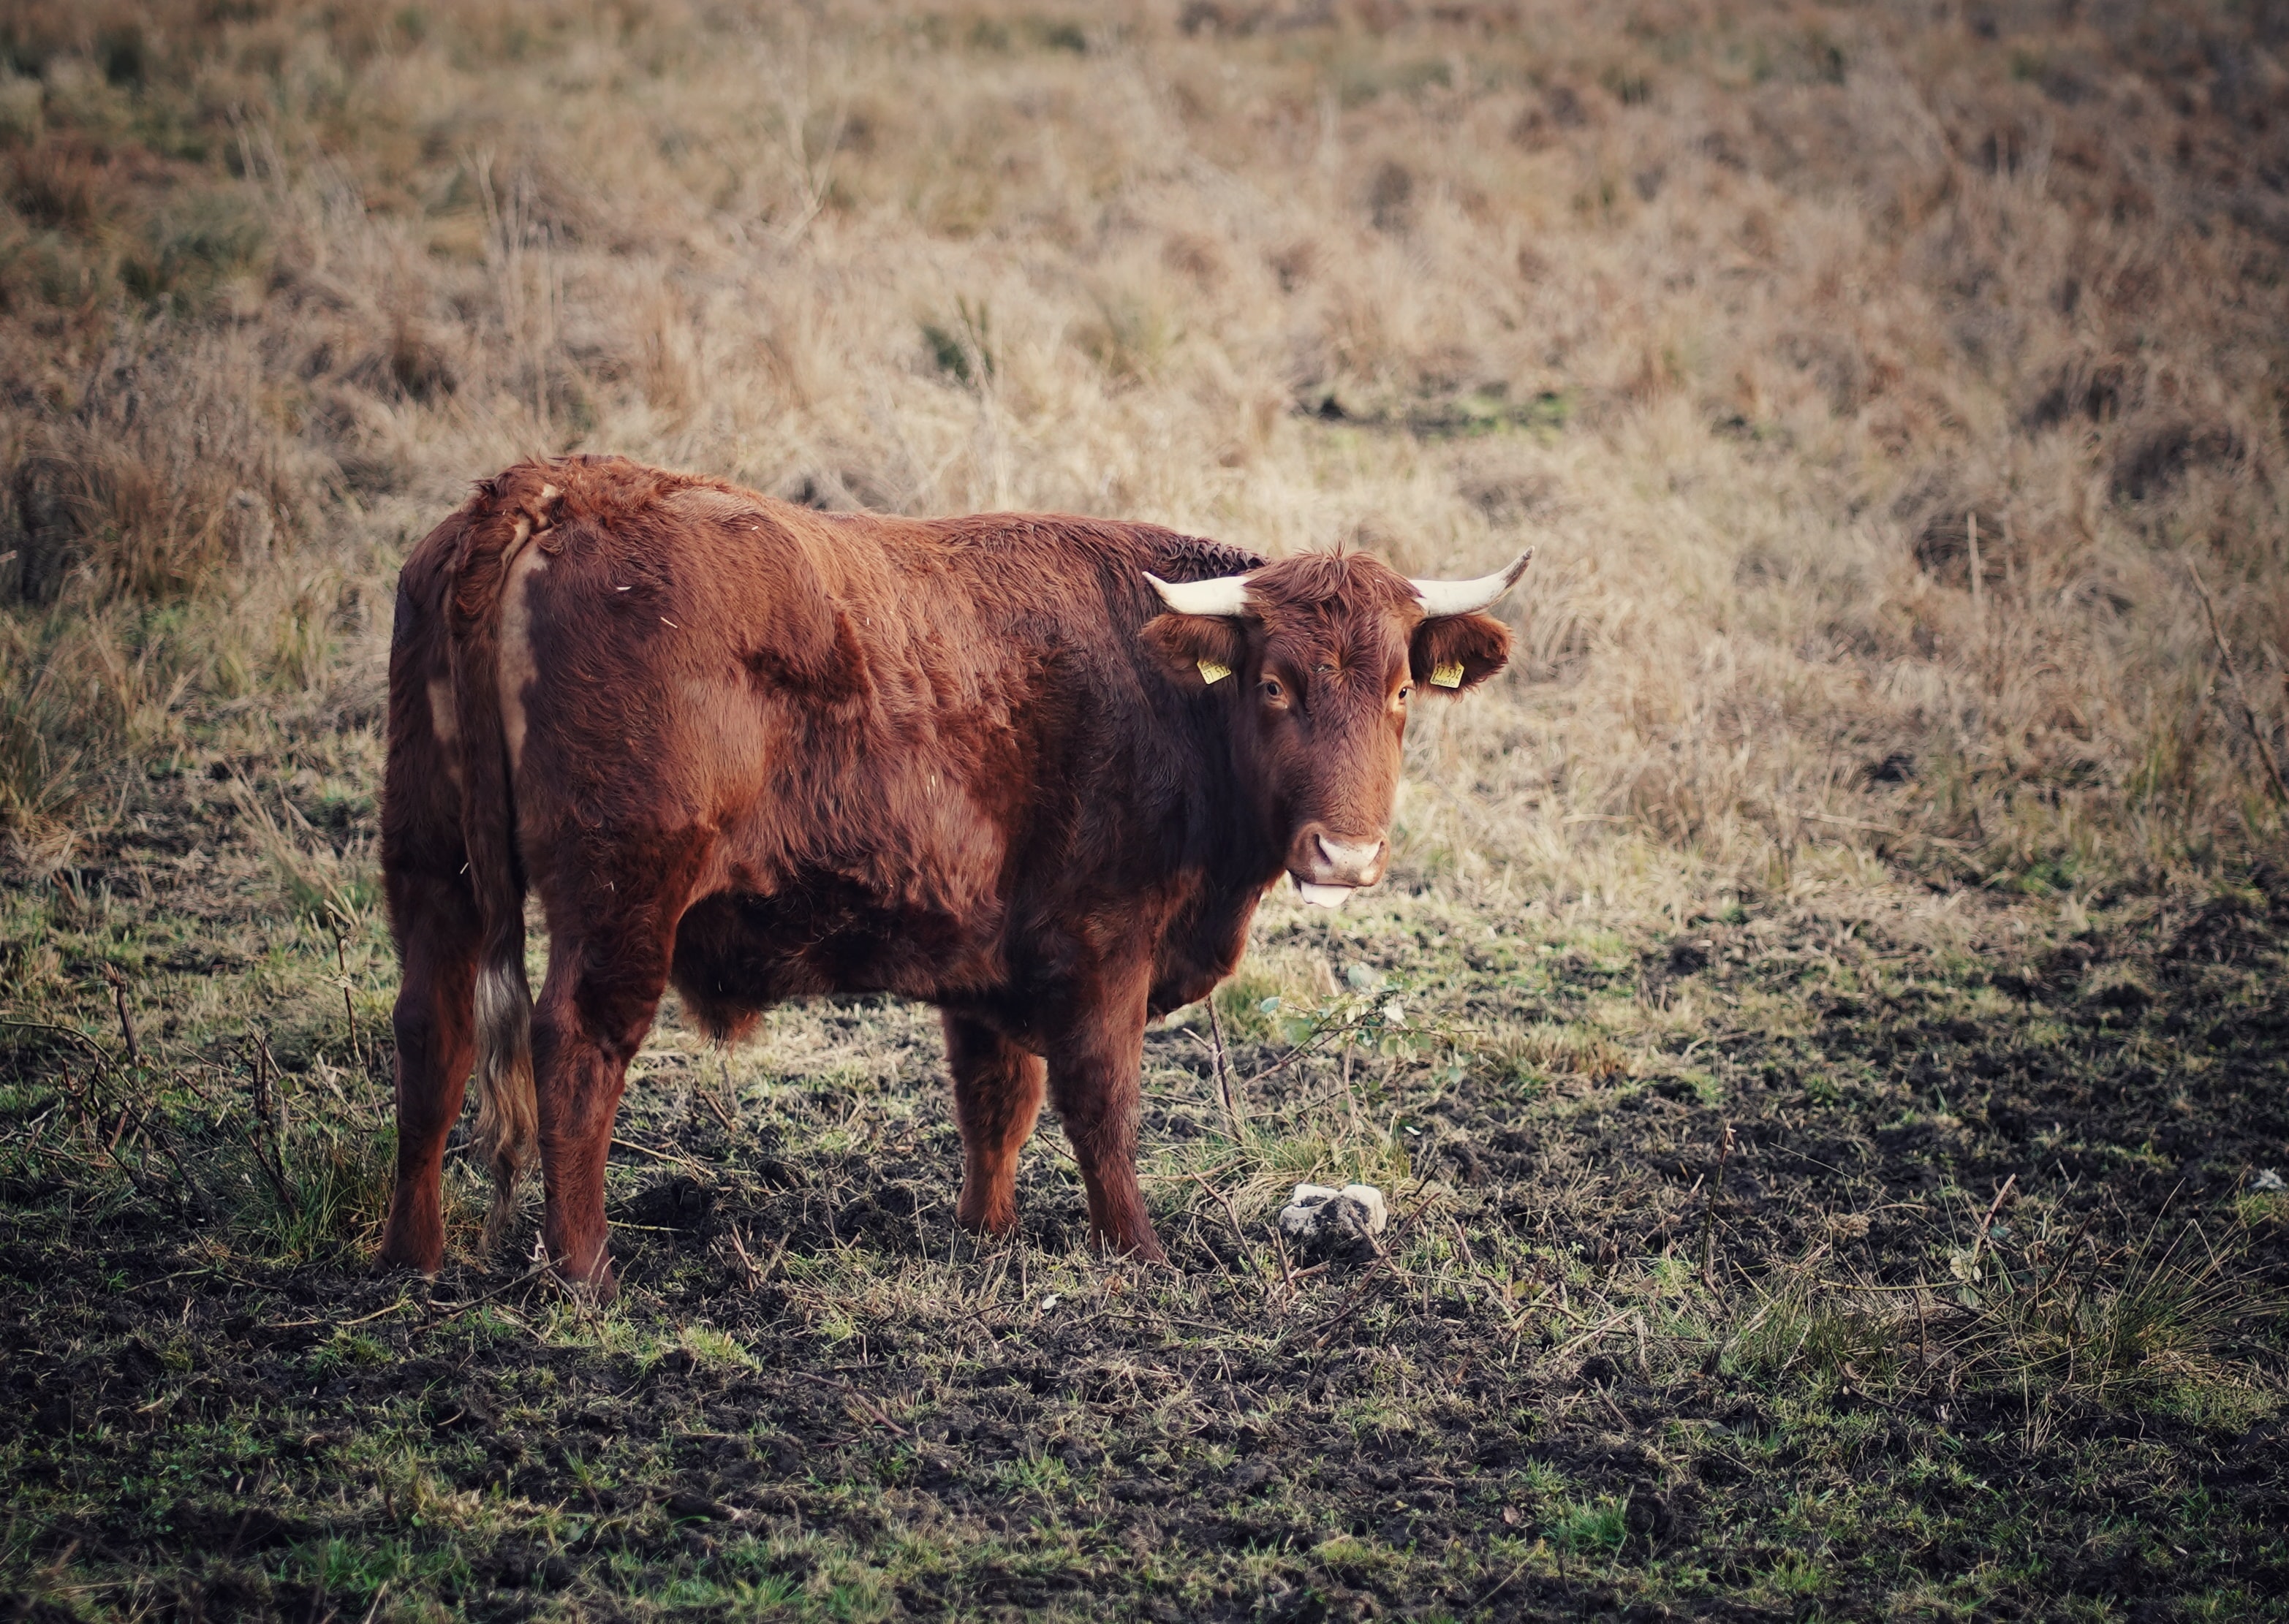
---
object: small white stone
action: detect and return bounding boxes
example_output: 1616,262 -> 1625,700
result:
1276,1188 -> 1332,1239
2255,1168 -> 2285,1193
1276,1181 -> 1389,1245
1040,1294 -> 1060,1311
1337,1184 -> 1389,1234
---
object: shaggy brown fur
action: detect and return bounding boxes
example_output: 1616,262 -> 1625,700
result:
377,455 -> 1516,1289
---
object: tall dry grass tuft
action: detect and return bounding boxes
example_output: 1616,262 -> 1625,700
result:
6,325 -> 324,604
0,0 -> 2282,924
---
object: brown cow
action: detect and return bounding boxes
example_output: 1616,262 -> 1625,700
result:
377,455 -> 1528,1291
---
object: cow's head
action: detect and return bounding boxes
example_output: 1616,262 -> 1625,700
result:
1141,549 -> 1530,907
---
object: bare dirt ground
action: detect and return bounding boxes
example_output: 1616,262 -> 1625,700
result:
4,0 -> 2288,1618
3,747 -> 2285,1620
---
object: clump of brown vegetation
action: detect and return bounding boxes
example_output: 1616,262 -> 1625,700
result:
0,0 -> 2282,899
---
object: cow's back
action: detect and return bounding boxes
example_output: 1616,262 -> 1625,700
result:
474,456 -> 1256,1009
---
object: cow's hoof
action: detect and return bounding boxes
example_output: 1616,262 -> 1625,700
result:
550,1275 -> 616,1305
548,1253 -> 618,1302
375,1234 -> 444,1276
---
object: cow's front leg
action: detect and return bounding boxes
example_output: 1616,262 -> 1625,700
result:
1045,974 -> 1164,1262
943,1014 -> 1045,1237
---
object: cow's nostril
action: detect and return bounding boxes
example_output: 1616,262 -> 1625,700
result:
1316,835 -> 1385,873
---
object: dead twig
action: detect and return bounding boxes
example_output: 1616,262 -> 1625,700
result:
331,922 -> 363,1074
418,1263 -> 555,1330
727,1224 -> 763,1289
726,1225 -> 785,1292
2188,559 -> 2289,803
241,1036 -> 295,1207
1268,1213 -> 1301,1299
0,1017 -> 118,1066
1206,997 -> 1244,1139
142,1109 -> 208,1215
102,965 -> 140,1069
1311,1185 -> 1439,1349
1311,1250 -> 1399,1351
1551,1308 -> 1635,1362
1965,1172 -> 2018,1283
1448,1215 -> 1478,1271
791,1370 -> 909,1437
240,1120 -> 295,1209
66,1075 -> 160,1202
1241,1026 -> 1347,1091
700,1077 -> 740,1136
249,1033 -> 285,1140
610,1136 -> 715,1178
1187,1171 -> 1284,1302
63,1055 -> 205,1215
1699,1122 -> 1736,1291
1472,1561 -> 1529,1612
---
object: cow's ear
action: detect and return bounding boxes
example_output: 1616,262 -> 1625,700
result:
1410,612 -> 1510,695
1143,613 -> 1249,688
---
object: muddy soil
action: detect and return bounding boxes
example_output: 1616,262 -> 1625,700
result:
4,827 -> 2287,1621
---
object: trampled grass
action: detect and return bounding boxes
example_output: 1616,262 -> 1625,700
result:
4,1 -> 2288,1620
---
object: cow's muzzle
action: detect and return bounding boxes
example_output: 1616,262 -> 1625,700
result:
1287,824 -> 1388,909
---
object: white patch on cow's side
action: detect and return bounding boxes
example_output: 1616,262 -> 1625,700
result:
499,543 -> 551,778
426,677 -> 464,790
1295,880 -> 1352,908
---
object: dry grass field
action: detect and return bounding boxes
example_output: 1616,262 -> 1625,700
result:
4,0 -> 2288,1618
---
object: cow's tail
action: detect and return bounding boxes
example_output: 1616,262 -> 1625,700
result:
469,925 -> 536,1254
444,466 -> 561,1252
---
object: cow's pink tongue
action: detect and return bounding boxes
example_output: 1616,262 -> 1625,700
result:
1294,879 -> 1352,909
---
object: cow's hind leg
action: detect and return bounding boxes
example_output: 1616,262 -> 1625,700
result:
943,1014 -> 1045,1238
377,868 -> 481,1274
529,912 -> 679,1296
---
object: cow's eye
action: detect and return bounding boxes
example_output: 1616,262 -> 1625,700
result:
1261,678 -> 1285,702
1398,684 -> 1414,700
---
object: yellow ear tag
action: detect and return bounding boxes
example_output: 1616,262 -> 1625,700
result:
1197,658 -> 1232,685
1431,659 -> 1466,688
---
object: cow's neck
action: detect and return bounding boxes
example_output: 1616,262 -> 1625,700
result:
1196,714 -> 1287,895
1144,797 -> 1276,1020
1196,716 -> 1289,919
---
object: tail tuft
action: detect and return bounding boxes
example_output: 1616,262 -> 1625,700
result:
472,938 -> 537,1251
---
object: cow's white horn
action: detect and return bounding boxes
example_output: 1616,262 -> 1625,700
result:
1410,549 -> 1534,618
1144,570 -> 1255,618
